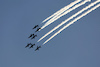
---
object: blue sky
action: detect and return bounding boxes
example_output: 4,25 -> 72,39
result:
0,0 -> 100,67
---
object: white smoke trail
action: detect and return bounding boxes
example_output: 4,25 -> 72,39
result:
42,0 -> 81,23
38,0 -> 99,42
43,3 -> 100,45
41,0 -> 91,30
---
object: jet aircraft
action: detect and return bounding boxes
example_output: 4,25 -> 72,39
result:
33,25 -> 39,29
29,44 -> 35,48
35,28 -> 41,32
29,45 -> 33,48
28,34 -> 32,38
31,35 -> 37,39
35,46 -> 41,51
28,34 -> 34,38
25,43 -> 32,48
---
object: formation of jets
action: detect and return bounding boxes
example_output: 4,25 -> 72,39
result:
26,25 -> 42,51
25,43 -> 36,48
25,43 -> 41,51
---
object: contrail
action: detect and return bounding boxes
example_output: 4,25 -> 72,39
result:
42,0 -> 81,23
43,0 -> 81,24
41,0 -> 91,30
43,3 -> 100,45
38,0 -> 99,42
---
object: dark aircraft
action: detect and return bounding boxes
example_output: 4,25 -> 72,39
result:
29,44 -> 35,48
25,43 -> 32,48
35,46 -> 41,51
28,34 -> 33,38
28,34 -> 35,38
31,35 -> 37,39
29,45 -> 33,48
35,28 -> 41,32
33,25 -> 39,29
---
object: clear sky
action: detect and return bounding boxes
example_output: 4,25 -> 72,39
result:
0,0 -> 100,67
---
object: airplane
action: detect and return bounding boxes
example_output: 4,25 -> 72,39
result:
33,25 -> 39,29
28,34 -> 33,38
31,35 -> 37,39
29,44 -> 35,48
28,34 -> 35,38
35,28 -> 41,32
25,43 -> 32,48
35,46 -> 41,51
29,45 -> 33,48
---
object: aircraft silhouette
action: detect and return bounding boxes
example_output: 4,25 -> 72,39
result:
28,34 -> 32,38
29,45 -> 33,48
31,35 -> 37,39
35,46 -> 41,51
25,43 -> 32,48
28,34 -> 34,38
35,28 -> 41,32
33,25 -> 39,29
29,44 -> 35,48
